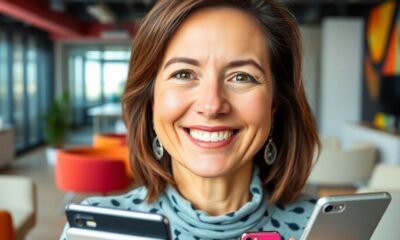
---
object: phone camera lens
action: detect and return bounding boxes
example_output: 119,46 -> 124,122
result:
324,205 -> 333,213
74,217 -> 84,227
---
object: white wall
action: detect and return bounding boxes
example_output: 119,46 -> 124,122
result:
319,18 -> 364,138
300,25 -> 321,120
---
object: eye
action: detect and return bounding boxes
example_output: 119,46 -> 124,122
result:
231,72 -> 258,83
172,70 -> 195,80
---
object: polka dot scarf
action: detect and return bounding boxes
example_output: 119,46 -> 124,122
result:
158,167 -> 276,240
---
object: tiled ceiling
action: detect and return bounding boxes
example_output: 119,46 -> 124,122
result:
52,0 -> 389,24
51,0 -> 157,22
0,0 -> 389,40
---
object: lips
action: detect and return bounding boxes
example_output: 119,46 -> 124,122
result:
183,126 -> 239,148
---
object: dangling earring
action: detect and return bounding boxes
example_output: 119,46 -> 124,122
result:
152,136 -> 164,160
264,136 -> 277,166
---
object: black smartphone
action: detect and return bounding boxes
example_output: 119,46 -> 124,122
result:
65,203 -> 171,240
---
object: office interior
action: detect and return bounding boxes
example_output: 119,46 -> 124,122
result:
0,0 -> 399,239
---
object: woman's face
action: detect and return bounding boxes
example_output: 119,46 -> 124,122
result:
153,7 -> 274,178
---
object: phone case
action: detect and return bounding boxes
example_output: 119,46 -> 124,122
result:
65,203 -> 171,240
300,192 -> 391,240
241,231 -> 282,240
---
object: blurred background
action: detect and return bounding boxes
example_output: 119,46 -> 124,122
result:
1,0 -> 400,239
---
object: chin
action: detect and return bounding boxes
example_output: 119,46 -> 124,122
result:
185,160 -> 232,178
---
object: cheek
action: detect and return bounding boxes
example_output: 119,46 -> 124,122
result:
153,87 -> 190,128
235,91 -> 273,127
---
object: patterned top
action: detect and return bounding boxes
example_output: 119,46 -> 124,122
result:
60,168 -> 316,240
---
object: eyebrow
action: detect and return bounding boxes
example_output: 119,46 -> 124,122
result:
224,59 -> 265,73
163,57 -> 265,73
163,57 -> 200,69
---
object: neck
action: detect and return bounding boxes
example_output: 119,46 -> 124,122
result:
172,162 -> 253,216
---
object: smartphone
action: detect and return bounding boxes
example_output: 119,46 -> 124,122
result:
65,203 -> 171,240
300,192 -> 391,240
241,231 -> 282,240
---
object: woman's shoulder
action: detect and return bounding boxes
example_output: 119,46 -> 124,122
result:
285,193 -> 318,209
274,193 -> 317,217
270,193 -> 317,227
266,194 -> 317,240
82,186 -> 158,212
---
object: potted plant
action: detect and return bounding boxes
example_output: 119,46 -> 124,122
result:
43,91 -> 71,165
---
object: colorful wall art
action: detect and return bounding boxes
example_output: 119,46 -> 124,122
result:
363,0 -> 400,120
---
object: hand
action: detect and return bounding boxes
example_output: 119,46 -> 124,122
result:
288,238 -> 296,240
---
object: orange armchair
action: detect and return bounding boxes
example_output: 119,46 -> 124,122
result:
0,210 -> 14,240
92,133 -> 132,176
55,134 -> 133,205
93,133 -> 127,148
56,147 -> 132,197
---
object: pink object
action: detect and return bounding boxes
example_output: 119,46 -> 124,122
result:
241,231 -> 282,240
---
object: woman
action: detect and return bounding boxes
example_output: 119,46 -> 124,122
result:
61,0 -> 319,239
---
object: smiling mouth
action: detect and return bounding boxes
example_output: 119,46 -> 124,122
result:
184,128 -> 239,142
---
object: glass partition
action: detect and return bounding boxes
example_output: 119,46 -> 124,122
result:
0,26 -> 52,152
69,45 -> 130,125
0,32 -> 9,125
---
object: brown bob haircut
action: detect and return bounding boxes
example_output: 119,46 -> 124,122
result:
122,0 -> 320,205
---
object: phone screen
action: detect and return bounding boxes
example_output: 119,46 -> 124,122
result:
241,231 -> 282,240
66,203 -> 171,240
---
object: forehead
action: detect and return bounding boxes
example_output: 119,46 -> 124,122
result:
162,7 -> 269,64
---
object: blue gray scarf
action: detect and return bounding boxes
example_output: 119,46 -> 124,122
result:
158,168 -> 275,239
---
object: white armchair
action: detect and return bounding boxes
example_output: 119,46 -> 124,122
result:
356,164 -> 400,239
308,140 -> 377,186
365,163 -> 400,190
0,175 -> 36,240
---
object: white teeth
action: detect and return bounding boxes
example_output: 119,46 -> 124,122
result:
189,129 -> 233,142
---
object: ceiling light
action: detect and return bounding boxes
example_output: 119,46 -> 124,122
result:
87,3 -> 116,24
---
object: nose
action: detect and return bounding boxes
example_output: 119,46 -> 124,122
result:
195,79 -> 230,118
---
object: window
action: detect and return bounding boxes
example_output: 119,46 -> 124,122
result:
71,55 -> 84,124
0,26 -> 52,152
69,45 -> 130,125
0,32 -> 9,124
27,37 -> 39,144
12,34 -> 25,149
84,59 -> 101,104
103,62 -> 128,102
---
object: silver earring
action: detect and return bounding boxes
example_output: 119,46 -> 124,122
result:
264,136 -> 277,166
152,136 -> 164,160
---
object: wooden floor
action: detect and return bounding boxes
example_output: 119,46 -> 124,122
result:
1,128 -> 94,240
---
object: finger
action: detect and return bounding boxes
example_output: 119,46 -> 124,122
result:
288,238 -> 296,240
